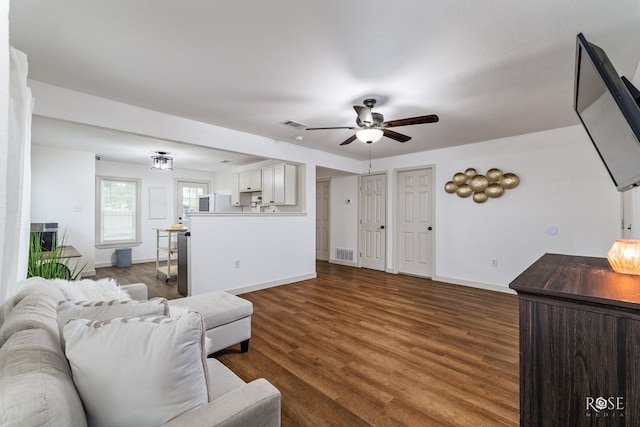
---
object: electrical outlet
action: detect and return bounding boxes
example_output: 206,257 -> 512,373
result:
491,259 -> 498,267
234,260 -> 240,269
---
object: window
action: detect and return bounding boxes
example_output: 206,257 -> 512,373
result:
96,176 -> 141,248
176,180 -> 209,221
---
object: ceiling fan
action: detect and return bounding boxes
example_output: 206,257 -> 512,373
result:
306,98 -> 439,146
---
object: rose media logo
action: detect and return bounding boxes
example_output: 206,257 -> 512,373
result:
586,396 -> 625,418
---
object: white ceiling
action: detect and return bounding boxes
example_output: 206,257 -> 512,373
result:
9,0 -> 640,167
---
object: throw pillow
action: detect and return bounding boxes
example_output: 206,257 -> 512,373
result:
169,304 -> 214,355
51,278 -> 131,301
63,312 -> 209,427
57,298 -> 169,348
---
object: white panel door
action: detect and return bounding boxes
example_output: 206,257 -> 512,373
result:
360,174 -> 386,271
176,180 -> 209,222
316,180 -> 330,260
397,168 -> 433,277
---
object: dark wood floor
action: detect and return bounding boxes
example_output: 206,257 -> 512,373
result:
93,261 -> 183,300
95,261 -> 520,426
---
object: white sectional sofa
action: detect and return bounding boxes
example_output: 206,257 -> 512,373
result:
0,277 -> 281,427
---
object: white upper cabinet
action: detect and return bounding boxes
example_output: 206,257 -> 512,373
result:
238,169 -> 262,192
262,163 -> 297,205
231,173 -> 251,206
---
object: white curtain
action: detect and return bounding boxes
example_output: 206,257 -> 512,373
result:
0,47 -> 33,307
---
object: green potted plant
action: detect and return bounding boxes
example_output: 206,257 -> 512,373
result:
27,233 -> 86,280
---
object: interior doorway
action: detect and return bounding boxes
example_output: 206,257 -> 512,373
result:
396,167 -> 434,278
316,180 -> 330,260
360,173 -> 386,271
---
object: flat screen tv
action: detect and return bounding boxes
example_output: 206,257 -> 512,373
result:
574,32 -> 640,192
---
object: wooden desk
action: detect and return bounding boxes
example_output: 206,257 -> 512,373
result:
509,253 -> 640,426
42,245 -> 82,259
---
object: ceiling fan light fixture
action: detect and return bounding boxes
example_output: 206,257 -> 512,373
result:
151,151 -> 173,170
356,128 -> 383,144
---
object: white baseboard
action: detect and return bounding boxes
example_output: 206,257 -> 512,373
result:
223,273 -> 318,296
94,257 -> 156,269
329,259 -> 359,268
433,275 -> 516,295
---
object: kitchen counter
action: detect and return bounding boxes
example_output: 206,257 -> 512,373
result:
187,212 -> 307,217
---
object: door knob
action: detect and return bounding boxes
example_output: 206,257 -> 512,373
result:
428,226 -> 433,231
379,225 -> 385,230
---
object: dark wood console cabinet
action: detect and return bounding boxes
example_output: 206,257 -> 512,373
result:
509,253 -> 640,426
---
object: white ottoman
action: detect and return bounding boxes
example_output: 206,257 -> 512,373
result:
169,292 -> 253,354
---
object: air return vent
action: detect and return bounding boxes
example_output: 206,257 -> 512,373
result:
280,120 -> 308,129
336,248 -> 355,262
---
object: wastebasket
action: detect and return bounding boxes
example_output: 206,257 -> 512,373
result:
115,248 -> 132,268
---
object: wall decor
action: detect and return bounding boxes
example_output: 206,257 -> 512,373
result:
444,168 -> 519,203
149,186 -> 167,219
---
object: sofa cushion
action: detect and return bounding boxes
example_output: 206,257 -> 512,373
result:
205,358 -> 246,401
0,328 -> 87,426
64,312 -> 209,427
57,298 -> 169,348
0,292 -> 59,347
7,277 -> 67,310
168,292 -> 253,329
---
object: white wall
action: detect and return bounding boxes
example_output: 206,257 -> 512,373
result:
188,213 -> 316,295
373,125 -> 621,292
31,145 -> 96,274
211,170 -> 234,195
95,160 -> 215,267
328,175 -> 359,266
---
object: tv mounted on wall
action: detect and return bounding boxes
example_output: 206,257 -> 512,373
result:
574,32 -> 640,192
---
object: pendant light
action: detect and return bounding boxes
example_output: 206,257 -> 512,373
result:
151,152 -> 173,170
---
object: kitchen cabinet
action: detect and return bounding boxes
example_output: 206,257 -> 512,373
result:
238,169 -> 262,192
509,253 -> 639,426
231,173 -> 251,206
262,163 -> 297,205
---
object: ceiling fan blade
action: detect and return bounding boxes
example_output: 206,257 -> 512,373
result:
382,114 -> 439,128
306,126 -> 357,131
339,135 -> 357,146
382,128 -> 411,143
354,105 -> 373,125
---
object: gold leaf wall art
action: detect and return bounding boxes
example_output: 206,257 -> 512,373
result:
444,168 -> 519,203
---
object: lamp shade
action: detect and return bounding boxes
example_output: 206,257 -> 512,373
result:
356,128 -> 383,144
606,239 -> 640,275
